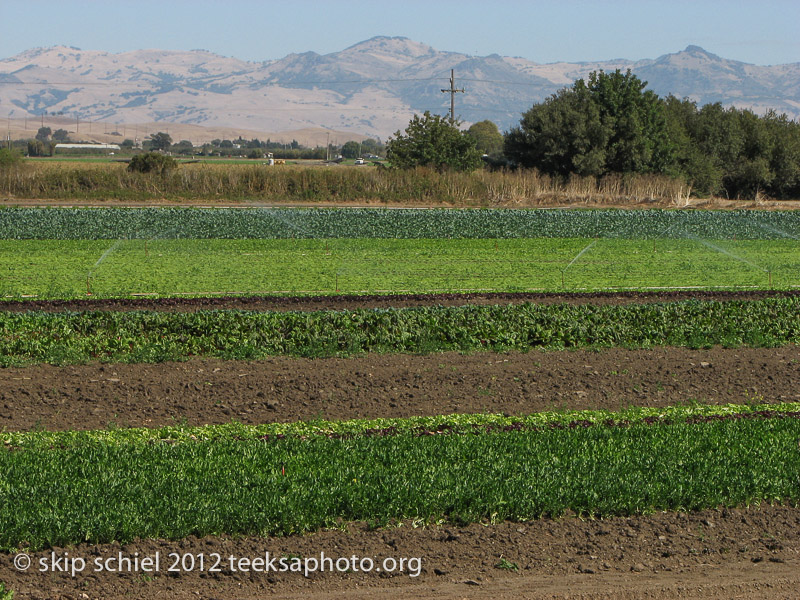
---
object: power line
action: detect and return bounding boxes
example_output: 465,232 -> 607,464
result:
459,77 -> 557,87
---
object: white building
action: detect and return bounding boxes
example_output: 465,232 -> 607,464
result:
54,143 -> 121,151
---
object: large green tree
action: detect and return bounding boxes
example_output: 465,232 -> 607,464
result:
586,69 -> 673,173
52,129 -> 71,143
466,120 -> 504,156
26,140 -> 48,157
341,140 -> 362,159
360,138 -> 385,157
148,131 -> 173,152
386,111 -> 482,172
35,127 -> 51,142
505,81 -> 607,176
663,97 -> 800,198
505,70 -> 674,177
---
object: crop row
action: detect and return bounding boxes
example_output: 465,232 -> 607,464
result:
4,402 -> 799,449
3,238 -> 796,299
2,415 -> 798,551
0,298 -> 798,366
2,207 -> 800,239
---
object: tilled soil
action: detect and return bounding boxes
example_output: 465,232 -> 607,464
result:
1,289 -> 798,313
0,346 -> 800,430
5,195 -> 800,210
1,346 -> 799,431
2,505 -> 799,599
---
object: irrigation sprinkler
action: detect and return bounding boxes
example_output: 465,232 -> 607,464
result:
335,272 -> 339,292
756,223 -> 800,240
85,239 -> 124,298
561,239 -> 598,290
686,234 -> 771,287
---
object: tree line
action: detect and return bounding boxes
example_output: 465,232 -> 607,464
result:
388,70 -> 800,200
9,129 -> 387,161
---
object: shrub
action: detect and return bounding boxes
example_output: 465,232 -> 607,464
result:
0,148 -> 22,168
127,152 -> 177,175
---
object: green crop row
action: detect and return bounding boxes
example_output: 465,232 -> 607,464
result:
0,298 -> 798,366
2,238 -> 796,299
4,403 -> 798,448
2,415 -> 798,551
1,207 -> 800,240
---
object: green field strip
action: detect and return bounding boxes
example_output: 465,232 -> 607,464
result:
4,403 -> 799,448
2,410 -> 799,551
2,207 -> 800,240
1,238 -> 798,298
0,298 -> 798,366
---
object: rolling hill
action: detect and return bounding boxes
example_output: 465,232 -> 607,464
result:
1,37 -> 798,142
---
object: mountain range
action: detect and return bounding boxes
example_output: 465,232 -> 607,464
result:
1,36 -> 798,142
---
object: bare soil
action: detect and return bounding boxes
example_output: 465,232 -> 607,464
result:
1,289 -> 798,313
2,505 -> 799,599
1,346 -> 799,431
4,195 -> 800,210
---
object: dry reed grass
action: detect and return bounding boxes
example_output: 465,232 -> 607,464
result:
0,161 -> 704,207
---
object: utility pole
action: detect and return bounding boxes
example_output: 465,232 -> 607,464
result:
441,69 -> 465,123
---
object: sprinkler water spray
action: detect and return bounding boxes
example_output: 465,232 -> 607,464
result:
560,240 -> 598,290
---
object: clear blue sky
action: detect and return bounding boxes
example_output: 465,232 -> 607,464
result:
2,0 -> 799,65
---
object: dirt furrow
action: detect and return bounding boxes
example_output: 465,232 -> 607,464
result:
2,346 -> 798,431
2,289 -> 799,313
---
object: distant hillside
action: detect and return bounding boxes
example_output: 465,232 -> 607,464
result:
1,37 -> 798,140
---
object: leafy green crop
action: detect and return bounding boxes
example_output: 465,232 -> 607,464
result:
0,582 -> 13,600
3,402 -> 798,448
3,208 -> 797,298
2,415 -> 798,550
1,207 -> 800,240
1,237 -> 796,298
0,298 -> 798,366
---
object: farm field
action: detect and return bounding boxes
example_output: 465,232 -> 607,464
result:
1,206 -> 800,599
1,237 -> 798,298
1,207 -> 800,298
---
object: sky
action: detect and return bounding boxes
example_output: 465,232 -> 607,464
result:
2,0 -> 799,65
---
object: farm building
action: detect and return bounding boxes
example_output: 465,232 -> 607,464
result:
54,143 -> 121,152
